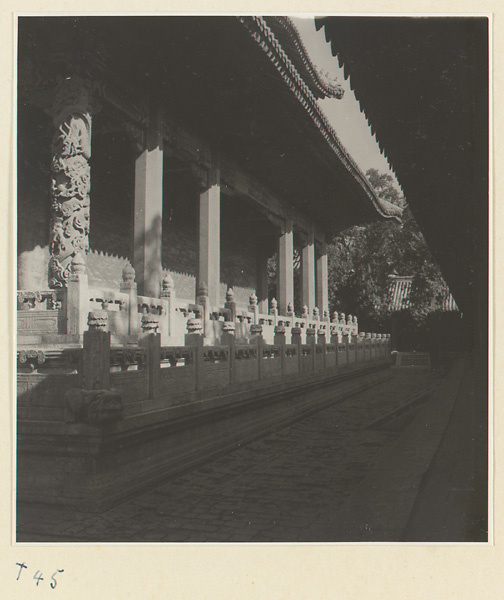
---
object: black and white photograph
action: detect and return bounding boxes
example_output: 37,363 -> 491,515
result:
15,14 -> 489,548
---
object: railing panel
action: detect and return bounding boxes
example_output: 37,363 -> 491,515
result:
348,341 -> 356,363
301,345 -> 313,372
284,344 -> 299,375
110,370 -> 149,403
202,347 -> 230,389
158,346 -> 196,394
17,289 -> 67,335
234,346 -> 259,383
325,344 -> 337,368
315,345 -> 324,370
261,345 -> 282,378
17,372 -> 80,422
337,343 -> 347,365
17,310 -> 62,335
110,347 -> 147,372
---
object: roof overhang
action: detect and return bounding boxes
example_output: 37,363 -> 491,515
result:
18,16 -> 401,240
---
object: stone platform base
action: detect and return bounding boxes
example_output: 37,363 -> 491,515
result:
17,360 -> 391,512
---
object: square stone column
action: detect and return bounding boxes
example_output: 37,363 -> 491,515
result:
198,162 -> 221,309
134,107 -> 164,298
278,219 -> 294,316
256,242 -> 269,315
316,242 -> 329,318
301,229 -> 316,314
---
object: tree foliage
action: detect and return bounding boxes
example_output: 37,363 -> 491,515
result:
366,168 -> 404,206
327,170 -> 451,331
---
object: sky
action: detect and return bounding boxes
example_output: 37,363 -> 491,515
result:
290,16 -> 402,192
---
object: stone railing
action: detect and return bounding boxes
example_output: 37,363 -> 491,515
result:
17,263 -> 366,350
17,318 -> 392,424
17,289 -> 67,337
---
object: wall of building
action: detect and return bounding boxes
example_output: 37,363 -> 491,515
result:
88,128 -> 135,289
161,169 -> 198,301
17,105 -> 52,290
220,208 -> 257,307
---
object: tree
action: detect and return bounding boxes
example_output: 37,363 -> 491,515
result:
327,170 -> 452,332
365,168 -> 404,206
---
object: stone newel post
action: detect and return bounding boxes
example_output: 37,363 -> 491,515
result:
249,292 -> 259,324
48,76 -> 94,288
160,272 -> 174,341
224,287 -> 237,322
66,252 -> 89,335
120,263 -> 139,337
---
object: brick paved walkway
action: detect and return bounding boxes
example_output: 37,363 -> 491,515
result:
17,369 -> 442,543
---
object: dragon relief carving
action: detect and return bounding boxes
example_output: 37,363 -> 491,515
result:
49,81 -> 92,288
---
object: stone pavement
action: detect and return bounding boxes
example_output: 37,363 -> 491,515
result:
401,355 -> 488,542
17,367 -> 455,543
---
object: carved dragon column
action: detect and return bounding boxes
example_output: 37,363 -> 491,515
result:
48,77 -> 94,288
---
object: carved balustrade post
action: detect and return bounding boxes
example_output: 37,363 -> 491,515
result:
358,332 -> 366,362
48,76 -> 95,289
249,292 -> 259,324
269,297 -> 278,325
224,287 -> 237,323
302,305 -> 309,330
306,327 -> 316,371
250,323 -> 264,380
317,327 -> 327,370
141,315 -> 160,335
160,272 -> 174,342
330,328 -> 340,366
347,314 -> 353,334
185,317 -> 204,391
221,320 -> 236,346
343,333 -> 350,364
222,321 -> 236,383
273,325 -> 287,377
196,282 -> 210,340
140,332 -> 160,399
81,326 -> 111,391
339,312 -> 346,337
287,301 -> 295,320
120,263 -> 139,337
66,252 -> 89,336
290,326 -> 302,373
385,333 -> 392,356
365,332 -> 372,361
273,324 -> 286,346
